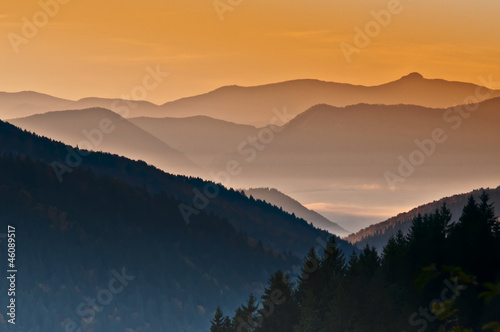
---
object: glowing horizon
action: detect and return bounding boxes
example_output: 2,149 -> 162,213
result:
1,0 -> 499,104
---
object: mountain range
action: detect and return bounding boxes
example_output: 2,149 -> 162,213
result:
8,108 -> 204,177
345,186 -> 500,251
154,73 -> 500,125
0,118 -> 356,257
1,72 -> 500,331
243,188 -> 350,237
0,118 -> 361,331
2,73 -> 500,231
211,97 -> 500,229
128,116 -> 258,167
2,73 -> 499,125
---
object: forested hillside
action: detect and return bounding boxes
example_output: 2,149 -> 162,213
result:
0,119 -> 355,258
0,119 -> 357,331
0,155 -> 299,331
211,195 -> 500,332
346,187 -> 500,251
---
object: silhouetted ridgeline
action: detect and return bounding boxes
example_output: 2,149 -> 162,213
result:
243,187 -> 349,237
0,119 -> 356,257
346,186 -> 500,251
0,119 -> 357,331
0,154 -> 298,331
3,73 -> 500,124
211,195 -> 500,331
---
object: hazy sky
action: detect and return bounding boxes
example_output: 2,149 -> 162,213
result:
1,0 -> 499,103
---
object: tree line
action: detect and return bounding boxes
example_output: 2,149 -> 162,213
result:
210,192 -> 500,332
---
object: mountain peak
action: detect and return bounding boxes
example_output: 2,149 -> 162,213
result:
400,72 -> 424,80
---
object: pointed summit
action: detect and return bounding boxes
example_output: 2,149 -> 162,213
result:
400,72 -> 424,80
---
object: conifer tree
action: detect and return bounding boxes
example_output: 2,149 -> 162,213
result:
316,236 -> 346,331
233,294 -> 260,331
295,247 -> 320,307
294,290 -> 321,332
211,196 -> 500,332
257,270 -> 298,332
211,306 -> 226,332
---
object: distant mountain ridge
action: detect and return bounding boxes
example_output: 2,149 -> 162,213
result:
129,116 -> 258,167
345,186 -> 500,251
0,91 -> 158,120
0,116 -> 363,331
8,108 -> 203,178
210,97 -> 500,230
6,97 -> 500,230
0,118 -> 356,257
2,73 -> 499,125
158,73 -> 500,124
0,137 -> 298,331
243,188 -> 350,237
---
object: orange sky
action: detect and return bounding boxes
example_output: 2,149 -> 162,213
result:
1,0 -> 499,104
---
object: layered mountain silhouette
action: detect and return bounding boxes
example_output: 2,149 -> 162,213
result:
345,186 -> 500,252
0,91 -> 158,119
129,116 -> 258,167
2,72 -> 499,331
0,118 -> 359,331
2,73 -> 499,125
0,118 -> 355,257
0,90 -> 71,119
7,96 -> 500,230
0,153 -> 296,331
244,187 -> 350,236
8,108 -> 203,178
156,73 -> 500,125
211,97 -> 500,229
